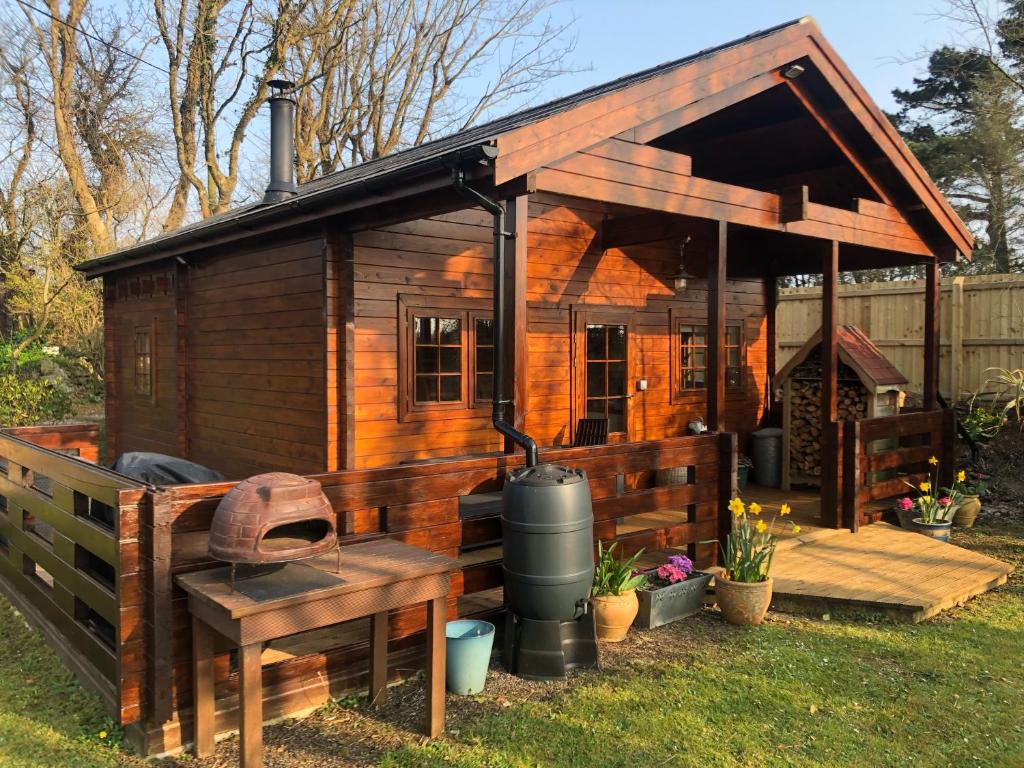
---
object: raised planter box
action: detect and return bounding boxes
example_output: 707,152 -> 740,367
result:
634,570 -> 713,629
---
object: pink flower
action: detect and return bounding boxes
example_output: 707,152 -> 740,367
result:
656,564 -> 687,583
938,496 -> 951,507
898,497 -> 914,511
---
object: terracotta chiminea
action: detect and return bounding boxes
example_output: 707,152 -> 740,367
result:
209,472 -> 337,565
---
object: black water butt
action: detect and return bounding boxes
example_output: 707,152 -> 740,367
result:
501,463 -> 599,679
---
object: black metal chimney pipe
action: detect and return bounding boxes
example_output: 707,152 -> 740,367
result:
450,159 -> 539,467
264,79 -> 297,204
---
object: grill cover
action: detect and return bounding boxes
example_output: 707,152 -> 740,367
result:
208,472 -> 337,564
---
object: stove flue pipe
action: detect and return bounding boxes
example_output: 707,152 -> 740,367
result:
450,161 -> 539,468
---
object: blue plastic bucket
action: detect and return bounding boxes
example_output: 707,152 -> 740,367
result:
445,620 -> 495,695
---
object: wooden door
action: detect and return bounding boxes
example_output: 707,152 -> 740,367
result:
572,309 -> 634,442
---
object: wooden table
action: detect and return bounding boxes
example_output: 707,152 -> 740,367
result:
175,540 -> 453,768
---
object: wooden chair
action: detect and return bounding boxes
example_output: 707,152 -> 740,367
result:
573,418 -> 608,447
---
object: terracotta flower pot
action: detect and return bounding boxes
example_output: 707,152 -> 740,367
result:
716,576 -> 773,626
953,495 -> 981,528
592,590 -> 639,642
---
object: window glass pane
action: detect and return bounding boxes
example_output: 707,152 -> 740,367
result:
607,362 -> 626,396
438,318 -> 461,345
415,346 -> 437,374
727,347 -> 741,367
586,325 -> 605,360
607,325 -> 626,359
692,369 -> 706,388
439,346 -> 461,373
607,398 -> 625,433
414,317 -> 436,345
475,318 -> 493,345
694,350 -> 706,367
727,326 -> 741,346
586,362 -> 605,398
415,376 -> 437,402
586,398 -> 605,420
476,373 -> 493,401
439,375 -> 461,401
476,347 -> 493,373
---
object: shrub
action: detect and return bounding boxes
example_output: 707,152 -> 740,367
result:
960,406 -> 1005,443
0,375 -> 74,426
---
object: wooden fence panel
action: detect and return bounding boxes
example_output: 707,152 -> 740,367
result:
0,427 -> 146,726
777,273 -> 1024,399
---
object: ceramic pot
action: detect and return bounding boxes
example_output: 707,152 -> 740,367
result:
953,495 -> 981,528
911,517 -> 952,542
716,576 -> 773,626
592,590 -> 639,642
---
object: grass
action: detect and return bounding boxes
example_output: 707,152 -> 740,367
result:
0,523 -> 1020,767
381,522 -> 1024,768
0,595 -> 120,768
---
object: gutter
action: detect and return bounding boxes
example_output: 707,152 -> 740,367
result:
449,150 -> 539,467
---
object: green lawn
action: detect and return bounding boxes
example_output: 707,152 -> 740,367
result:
0,522 -> 1020,768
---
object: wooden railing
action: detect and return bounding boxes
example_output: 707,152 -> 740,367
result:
840,409 -> 955,529
135,432 -> 735,755
0,428 -> 146,726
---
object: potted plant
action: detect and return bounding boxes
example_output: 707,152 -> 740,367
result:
898,456 -> 956,542
951,469 -> 988,528
737,455 -> 754,491
635,553 -> 713,629
591,541 -> 647,642
717,498 -> 799,625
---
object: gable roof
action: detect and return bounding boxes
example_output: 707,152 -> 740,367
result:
776,324 -> 908,389
78,16 -> 971,278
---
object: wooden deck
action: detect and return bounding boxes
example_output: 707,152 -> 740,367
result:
768,523 -> 1013,622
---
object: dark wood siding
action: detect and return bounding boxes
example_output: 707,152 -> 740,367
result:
104,268 -> 178,459
185,234 -> 327,478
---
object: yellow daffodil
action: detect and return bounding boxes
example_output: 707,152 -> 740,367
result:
957,470 -> 966,483
928,455 -> 939,466
921,495 -> 932,505
919,481 -> 931,493
729,497 -> 745,517
793,525 -> 802,534
780,503 -> 791,517
755,519 -> 767,533
99,731 -> 108,739
749,502 -> 762,515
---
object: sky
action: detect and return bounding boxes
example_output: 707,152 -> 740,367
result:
531,0 -> 965,112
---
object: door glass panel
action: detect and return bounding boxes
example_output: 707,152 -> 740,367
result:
584,323 -> 628,434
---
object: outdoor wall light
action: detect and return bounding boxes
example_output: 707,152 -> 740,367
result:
674,235 -> 693,293
781,63 -> 806,80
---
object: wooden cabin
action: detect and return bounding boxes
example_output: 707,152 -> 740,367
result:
38,16 -> 969,753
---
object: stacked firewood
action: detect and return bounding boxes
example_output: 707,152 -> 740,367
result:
788,361 -> 868,479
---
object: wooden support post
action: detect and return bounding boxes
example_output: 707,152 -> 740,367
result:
707,221 -> 727,432
950,276 -> 965,402
504,195 -> 530,450
190,618 -> 215,758
238,642 -> 264,768
425,596 -> 446,738
842,420 -> 861,532
924,260 -> 941,410
821,241 -> 840,528
326,232 -> 356,471
765,275 -> 778,422
369,611 -> 388,705
939,408 -> 956,487
717,431 -> 738,559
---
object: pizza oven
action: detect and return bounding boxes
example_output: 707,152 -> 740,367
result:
208,472 -> 337,565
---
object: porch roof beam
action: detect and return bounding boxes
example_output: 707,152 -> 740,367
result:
534,154 -> 933,257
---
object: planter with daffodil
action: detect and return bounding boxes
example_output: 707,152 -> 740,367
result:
716,497 -> 800,626
897,456 -> 956,542
951,468 -> 987,528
